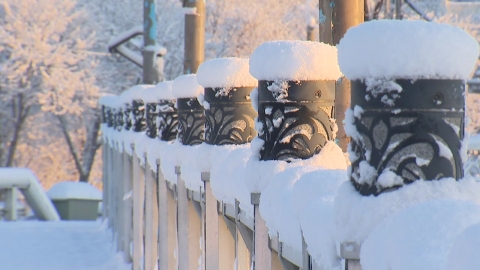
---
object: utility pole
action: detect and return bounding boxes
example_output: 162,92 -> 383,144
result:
183,0 -> 205,74
143,0 -> 159,84
332,0 -> 364,152
318,0 -> 333,45
395,0 -> 403,19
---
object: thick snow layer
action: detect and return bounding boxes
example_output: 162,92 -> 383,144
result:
179,145 -> 203,191
338,20 -> 480,80
291,169 -> 347,270
258,142 -> 347,252
249,40 -> 342,81
159,141 -> 191,185
446,223 -> 480,270
172,74 -> 203,99
141,81 -> 175,103
0,220 -> 130,270
209,144 -> 253,215
245,140 -> 346,193
146,139 -> 170,173
334,177 -> 480,246
98,95 -> 121,108
120,84 -> 154,104
47,181 -> 102,201
360,199 -> 480,270
196,58 -> 257,88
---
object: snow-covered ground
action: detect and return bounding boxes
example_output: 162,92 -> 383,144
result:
0,220 -> 130,270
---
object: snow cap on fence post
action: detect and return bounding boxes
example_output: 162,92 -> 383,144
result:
197,57 -> 258,145
172,74 -> 205,146
249,40 -> 342,161
120,85 -> 154,132
338,20 -> 480,196
141,81 -> 178,141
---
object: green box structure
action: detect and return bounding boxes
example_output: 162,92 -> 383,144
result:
51,199 -> 100,221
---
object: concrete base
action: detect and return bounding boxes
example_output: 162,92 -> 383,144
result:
52,199 -> 100,220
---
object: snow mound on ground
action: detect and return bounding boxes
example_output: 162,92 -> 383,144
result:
120,85 -> 154,104
361,199 -> 480,270
197,58 -> 257,88
249,40 -> 342,81
338,20 -> 479,80
47,181 -> 102,200
141,81 -> 175,103
291,169 -> 347,270
172,74 -> 203,98
446,223 -> 480,270
334,177 -> 480,246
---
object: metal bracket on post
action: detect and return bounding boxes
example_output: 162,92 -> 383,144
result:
340,242 -> 362,270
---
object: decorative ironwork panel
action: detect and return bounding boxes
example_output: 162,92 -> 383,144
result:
257,80 -> 336,161
114,108 -> 124,131
204,87 -> 257,145
131,100 -> 146,132
101,105 -> 107,124
123,103 -> 132,131
349,79 -> 465,196
106,107 -> 114,127
145,101 -> 178,141
177,98 -> 204,146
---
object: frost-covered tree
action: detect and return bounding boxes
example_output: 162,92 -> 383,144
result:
0,0 -> 101,182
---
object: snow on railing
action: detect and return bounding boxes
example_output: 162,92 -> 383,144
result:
100,20 -> 480,270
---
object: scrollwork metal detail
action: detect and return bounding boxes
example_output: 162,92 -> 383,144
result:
349,79 -> 465,196
177,98 -> 204,145
257,80 -> 336,161
204,87 -> 257,145
139,101 -> 178,140
131,100 -> 146,132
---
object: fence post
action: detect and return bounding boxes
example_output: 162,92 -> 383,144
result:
337,20 -> 478,269
173,74 -> 205,270
123,147 -> 133,263
249,41 -> 342,269
132,146 -> 146,270
196,58 -> 258,270
144,162 -> 159,270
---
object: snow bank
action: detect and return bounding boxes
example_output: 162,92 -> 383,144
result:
334,177 -> 480,246
141,81 -> 175,103
196,58 -> 257,88
249,40 -> 342,81
47,181 -> 102,201
172,74 -> 203,99
257,142 -> 347,252
361,199 -> 480,270
0,220 -> 131,270
446,223 -> 480,270
291,169 -> 347,270
338,20 -> 479,80
120,85 -> 155,104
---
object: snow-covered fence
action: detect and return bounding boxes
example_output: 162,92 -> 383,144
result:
335,20 -> 480,269
100,20 -> 480,270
